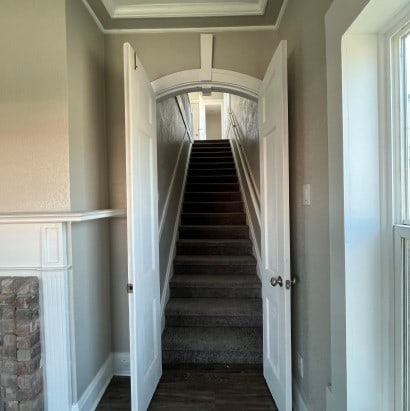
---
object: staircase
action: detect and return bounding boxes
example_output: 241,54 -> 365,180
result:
162,139 -> 262,365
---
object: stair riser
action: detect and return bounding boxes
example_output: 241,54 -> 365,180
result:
193,142 -> 230,146
190,157 -> 233,163
183,202 -> 243,212
184,192 -> 241,202
189,163 -> 235,170
162,351 -> 262,365
186,184 -> 239,192
165,315 -> 262,327
188,168 -> 237,176
187,176 -> 238,184
173,264 -> 257,275
191,151 -> 232,157
181,214 -> 246,225
170,287 -> 261,299
179,227 -> 249,239
176,243 -> 252,255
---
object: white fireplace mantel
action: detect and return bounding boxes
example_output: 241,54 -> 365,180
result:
0,209 -> 126,411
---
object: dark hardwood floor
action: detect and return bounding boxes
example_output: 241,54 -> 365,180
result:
97,365 -> 278,410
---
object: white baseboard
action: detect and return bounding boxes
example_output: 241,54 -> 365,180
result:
71,354 -> 113,411
113,352 -> 131,376
293,378 -> 308,411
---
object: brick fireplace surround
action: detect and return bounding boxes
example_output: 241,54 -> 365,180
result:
0,277 -> 43,411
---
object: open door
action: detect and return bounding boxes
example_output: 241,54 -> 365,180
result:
259,40 -> 292,411
124,43 -> 162,411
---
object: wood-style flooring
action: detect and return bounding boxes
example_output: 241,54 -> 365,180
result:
97,365 -> 278,410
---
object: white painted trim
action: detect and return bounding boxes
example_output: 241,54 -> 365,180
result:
230,138 -> 262,274
102,25 -> 276,34
229,111 -> 261,202
81,0 -> 105,32
113,352 -> 131,376
71,355 -> 113,411
0,209 -> 126,224
0,266 -> 72,272
160,144 -> 193,320
201,34 -> 214,81
293,379 -> 308,411
275,0 -> 289,30
153,69 -> 261,102
102,0 -> 268,19
83,0 -> 290,34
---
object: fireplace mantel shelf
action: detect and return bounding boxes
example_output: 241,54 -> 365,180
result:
0,209 -> 127,224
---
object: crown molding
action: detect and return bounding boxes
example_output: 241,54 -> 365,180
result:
82,0 -> 287,34
101,0 -> 268,19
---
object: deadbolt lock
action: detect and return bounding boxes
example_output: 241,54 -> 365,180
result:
285,278 -> 297,290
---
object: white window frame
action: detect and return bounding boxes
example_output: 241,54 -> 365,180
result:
389,16 -> 410,411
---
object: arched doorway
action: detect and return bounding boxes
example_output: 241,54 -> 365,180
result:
124,40 -> 292,411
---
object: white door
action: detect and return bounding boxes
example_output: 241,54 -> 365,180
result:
259,40 -> 292,411
124,42 -> 162,411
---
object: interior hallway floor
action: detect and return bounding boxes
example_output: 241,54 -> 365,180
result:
97,365 -> 278,410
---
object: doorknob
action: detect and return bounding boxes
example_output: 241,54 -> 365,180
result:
285,278 -> 297,290
270,276 -> 283,287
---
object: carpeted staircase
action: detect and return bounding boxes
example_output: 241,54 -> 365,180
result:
162,139 -> 262,365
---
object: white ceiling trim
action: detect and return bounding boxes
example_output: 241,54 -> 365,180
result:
102,25 -> 275,34
102,0 -> 268,19
82,0 -> 287,33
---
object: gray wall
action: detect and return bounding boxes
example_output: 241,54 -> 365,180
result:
230,95 -> 260,191
228,95 -> 261,257
157,96 -> 192,293
105,31 -> 277,84
65,0 -> 112,401
206,112 -> 222,140
275,0 -> 332,409
67,0 -> 108,211
71,220 -> 111,399
0,0 -> 70,212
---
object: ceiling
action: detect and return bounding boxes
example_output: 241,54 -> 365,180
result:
84,0 -> 285,32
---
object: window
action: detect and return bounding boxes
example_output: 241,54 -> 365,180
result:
393,23 -> 410,411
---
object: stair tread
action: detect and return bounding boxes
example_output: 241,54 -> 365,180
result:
162,326 -> 262,352
171,274 -> 260,288
166,298 -> 261,316
174,255 -> 256,265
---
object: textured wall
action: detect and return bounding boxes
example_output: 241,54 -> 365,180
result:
275,0 -> 333,409
0,0 -> 70,212
230,95 -> 260,191
66,0 -> 108,211
157,96 -> 192,293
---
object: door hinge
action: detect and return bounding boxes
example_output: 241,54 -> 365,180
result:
134,52 -> 138,70
127,283 -> 134,294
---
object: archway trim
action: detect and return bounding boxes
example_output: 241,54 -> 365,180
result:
151,68 -> 262,101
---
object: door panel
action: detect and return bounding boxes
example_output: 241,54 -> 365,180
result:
259,40 -> 292,411
124,43 -> 162,411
